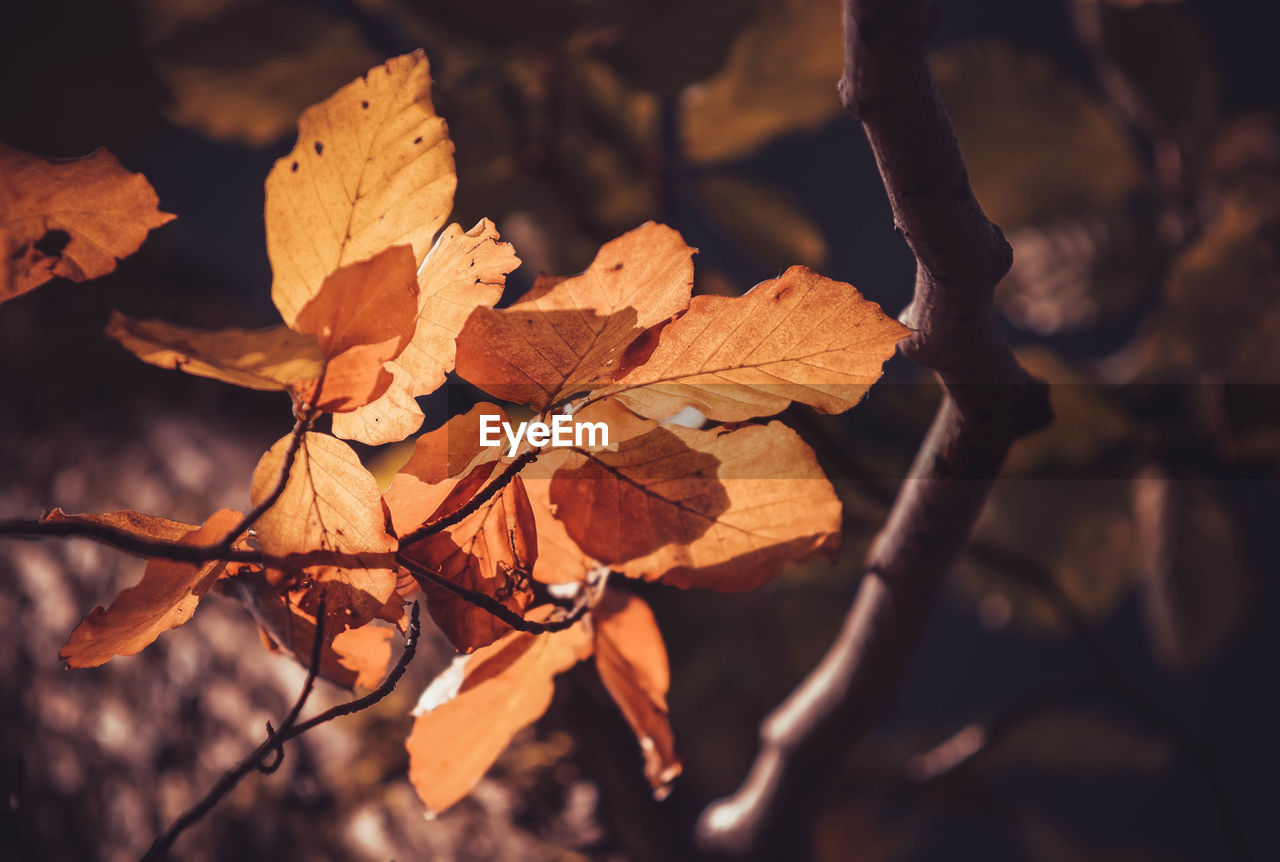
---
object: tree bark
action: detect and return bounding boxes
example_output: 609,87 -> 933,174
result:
696,0 -> 1052,853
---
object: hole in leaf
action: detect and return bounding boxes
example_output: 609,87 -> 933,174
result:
314,141 -> 324,155
33,229 -> 71,257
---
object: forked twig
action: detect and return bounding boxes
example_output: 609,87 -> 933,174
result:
140,601 -> 422,861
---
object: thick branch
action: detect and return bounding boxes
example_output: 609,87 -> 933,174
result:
697,0 -> 1050,853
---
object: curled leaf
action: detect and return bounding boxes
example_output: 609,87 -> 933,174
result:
60,509 -> 242,667
407,616 -> 592,815
333,219 -> 520,444
594,592 -> 681,798
386,405 -> 538,652
105,313 -> 323,391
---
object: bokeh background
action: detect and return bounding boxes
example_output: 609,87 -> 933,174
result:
2,0 -> 1278,859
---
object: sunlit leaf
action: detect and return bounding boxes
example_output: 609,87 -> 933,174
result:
60,509 -> 242,667
265,50 -> 456,326
455,222 -> 695,409
406,614 -> 592,815
599,266 -> 907,422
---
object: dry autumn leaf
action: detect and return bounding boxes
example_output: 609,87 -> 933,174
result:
251,431 -> 397,558
265,50 -> 456,327
552,403 -> 842,591
0,144 -> 173,304
227,570 -> 395,689
39,508 -> 201,545
332,219 -> 520,444
105,313 -> 324,391
153,1 -> 381,146
548,405 -> 730,566
386,405 -> 538,651
596,266 -> 908,423
60,509 -> 242,667
406,615 -> 593,815
593,592 -> 681,798
291,243 -> 420,411
454,221 -> 695,410
524,473 -> 600,586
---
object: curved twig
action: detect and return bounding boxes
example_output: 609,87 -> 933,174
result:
696,0 -> 1051,853
396,448 -> 541,548
396,554 -> 591,634
140,602 -> 423,861
141,598 -> 330,861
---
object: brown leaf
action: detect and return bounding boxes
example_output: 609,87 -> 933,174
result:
550,401 -> 842,590
382,402 -> 510,535
599,266 -> 908,422
105,312 -> 324,391
332,219 -> 520,444
680,0 -> 845,164
524,474 -> 599,586
593,592 -> 681,798
385,403 -> 539,651
291,244 -> 420,411
454,222 -> 695,410
250,431 -> 397,559
406,616 -> 592,815
265,50 -> 456,327
40,508 -> 200,545
228,570 -> 394,689
0,145 -> 174,304
60,509 -> 242,667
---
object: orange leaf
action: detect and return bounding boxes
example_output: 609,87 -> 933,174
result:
548,402 -> 730,565
229,570 -> 394,689
291,244 -> 420,412
594,592 -> 681,798
104,313 -> 323,391
59,509 -> 242,667
382,402 -> 509,534
385,403 -> 538,651
0,145 -> 173,304
40,508 -> 200,545
265,51 -> 456,327
552,401 -> 841,591
454,222 -> 694,410
406,616 -> 592,815
598,266 -> 909,422
333,220 -> 520,444
524,474 -> 599,586
250,431 -> 397,559
680,0 -> 845,164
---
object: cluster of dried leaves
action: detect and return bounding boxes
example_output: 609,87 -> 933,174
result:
0,51 -> 906,815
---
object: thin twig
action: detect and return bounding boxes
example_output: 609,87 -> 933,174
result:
141,598 -> 330,862
396,554 -> 591,634
140,602 -> 423,861
217,406 -> 315,552
397,448 -> 541,548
